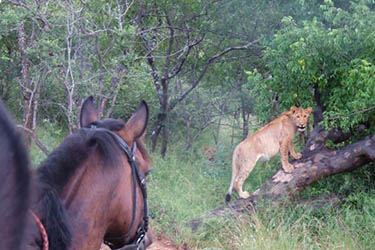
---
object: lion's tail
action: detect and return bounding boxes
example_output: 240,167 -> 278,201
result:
225,188 -> 232,203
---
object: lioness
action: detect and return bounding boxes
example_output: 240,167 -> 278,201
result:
202,146 -> 217,161
226,106 -> 312,201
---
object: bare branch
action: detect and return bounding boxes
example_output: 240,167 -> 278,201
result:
169,39 -> 259,111
162,7 -> 174,84
17,125 -> 50,155
167,36 -> 205,80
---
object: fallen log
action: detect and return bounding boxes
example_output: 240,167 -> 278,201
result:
187,133 -> 375,231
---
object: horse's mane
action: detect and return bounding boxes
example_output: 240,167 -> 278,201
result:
0,102 -> 30,250
36,119 -> 126,250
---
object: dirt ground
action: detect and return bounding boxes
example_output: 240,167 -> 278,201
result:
100,233 -> 178,250
147,236 -> 179,250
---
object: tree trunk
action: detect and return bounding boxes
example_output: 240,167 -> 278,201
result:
186,126 -> 375,230
150,112 -> 169,158
151,75 -> 169,157
150,113 -> 166,152
161,123 -> 169,158
184,117 -> 192,150
239,80 -> 250,140
17,23 -> 33,146
241,104 -> 249,140
213,117 -> 222,145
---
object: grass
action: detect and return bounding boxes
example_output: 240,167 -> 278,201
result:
30,125 -> 375,250
30,119 -> 65,167
147,129 -> 375,249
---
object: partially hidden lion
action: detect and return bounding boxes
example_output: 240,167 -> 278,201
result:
225,106 -> 312,202
202,146 -> 217,161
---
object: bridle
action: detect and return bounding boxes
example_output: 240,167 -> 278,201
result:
90,126 -> 149,250
31,211 -> 49,250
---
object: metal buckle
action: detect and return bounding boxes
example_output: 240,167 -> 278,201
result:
135,227 -> 145,245
136,233 -> 145,246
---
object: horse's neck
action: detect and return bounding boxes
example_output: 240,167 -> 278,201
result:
61,158 -> 113,250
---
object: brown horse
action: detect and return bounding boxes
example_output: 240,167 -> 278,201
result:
24,96 -> 152,249
0,100 -> 31,250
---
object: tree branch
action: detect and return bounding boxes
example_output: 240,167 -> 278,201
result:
168,36 -> 205,80
17,125 -> 50,156
169,39 -> 260,111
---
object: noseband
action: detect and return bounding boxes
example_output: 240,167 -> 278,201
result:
90,126 -> 149,250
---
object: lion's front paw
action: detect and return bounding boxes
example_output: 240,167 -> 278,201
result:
294,153 -> 302,160
239,191 -> 250,199
283,164 -> 294,173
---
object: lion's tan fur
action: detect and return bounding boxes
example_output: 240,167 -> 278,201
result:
202,146 -> 217,161
226,106 -> 312,200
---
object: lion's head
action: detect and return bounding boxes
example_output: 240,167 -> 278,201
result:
202,146 -> 217,161
289,106 -> 312,132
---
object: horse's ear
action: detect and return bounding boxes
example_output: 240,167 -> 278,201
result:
80,96 -> 98,128
125,101 -> 149,140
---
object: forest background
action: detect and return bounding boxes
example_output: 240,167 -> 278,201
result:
2,0 -> 375,249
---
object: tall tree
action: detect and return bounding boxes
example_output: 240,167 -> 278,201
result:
134,0 -> 257,157
1,0 -> 51,145
1,0 -> 152,139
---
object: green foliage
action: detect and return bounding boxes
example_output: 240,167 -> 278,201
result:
323,59 -> 375,131
30,120 -> 66,167
250,1 -> 375,134
245,69 -> 274,123
0,0 -> 156,127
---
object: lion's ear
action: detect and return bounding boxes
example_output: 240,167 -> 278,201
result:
290,106 -> 298,114
306,107 -> 312,114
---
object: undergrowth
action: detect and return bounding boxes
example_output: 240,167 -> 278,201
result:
30,125 -> 375,250
147,131 -> 375,249
30,120 -> 64,167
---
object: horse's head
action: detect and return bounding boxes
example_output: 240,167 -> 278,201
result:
80,96 -> 151,177
79,96 -> 152,249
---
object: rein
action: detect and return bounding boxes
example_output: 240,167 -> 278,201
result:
31,211 -> 49,250
90,126 -> 149,250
